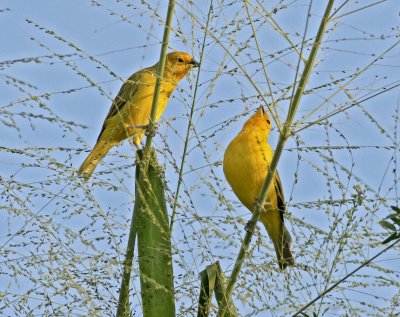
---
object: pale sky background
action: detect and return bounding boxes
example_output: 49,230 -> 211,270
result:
1,1 -> 400,316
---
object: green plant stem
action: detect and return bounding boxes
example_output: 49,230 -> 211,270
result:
291,238 -> 400,317
294,38 -> 400,131
136,150 -> 175,317
218,1 -> 335,316
285,1 -> 335,126
116,197 -> 140,317
250,0 -> 306,63
331,0 -> 386,21
169,1 -> 212,231
144,0 -> 176,153
175,2 -> 281,131
244,0 -> 280,127
115,2 -> 176,316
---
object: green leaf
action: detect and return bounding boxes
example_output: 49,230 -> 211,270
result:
391,218 -> 400,226
198,262 -> 238,317
136,149 -> 175,317
198,265 -> 216,317
382,232 -> 400,245
387,214 -> 400,226
379,220 -> 396,231
390,205 -> 400,213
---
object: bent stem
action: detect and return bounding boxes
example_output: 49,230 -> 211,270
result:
217,1 -> 335,315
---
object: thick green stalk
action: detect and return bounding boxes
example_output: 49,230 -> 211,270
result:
116,2 -> 176,316
136,150 -> 175,317
218,1 -> 335,315
116,197 -> 140,317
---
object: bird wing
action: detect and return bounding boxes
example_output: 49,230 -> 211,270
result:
96,71 -> 143,141
274,171 -> 286,221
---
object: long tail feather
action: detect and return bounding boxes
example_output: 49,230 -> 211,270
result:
272,225 -> 295,270
78,141 -> 114,180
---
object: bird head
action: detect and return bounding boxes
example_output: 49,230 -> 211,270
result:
243,106 -> 271,132
164,51 -> 199,81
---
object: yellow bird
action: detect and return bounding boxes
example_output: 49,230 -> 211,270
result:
78,51 -> 199,179
223,107 -> 294,269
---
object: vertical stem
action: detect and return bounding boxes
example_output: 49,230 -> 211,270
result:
170,1 -> 212,231
116,171 -> 141,317
116,2 -> 176,316
137,150 -> 176,317
285,1 -> 335,125
218,1 -> 335,315
144,0 -> 177,152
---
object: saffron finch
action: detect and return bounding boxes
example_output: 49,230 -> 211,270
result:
223,107 -> 294,269
78,51 -> 199,179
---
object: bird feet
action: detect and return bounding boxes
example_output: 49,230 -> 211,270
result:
145,123 -> 158,137
245,220 -> 256,234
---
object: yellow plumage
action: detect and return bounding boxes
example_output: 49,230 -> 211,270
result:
78,51 -> 199,179
223,107 -> 294,269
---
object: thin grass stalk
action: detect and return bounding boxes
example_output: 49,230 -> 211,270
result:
291,238 -> 400,316
218,1 -> 335,315
249,0 -> 306,63
175,2 -> 282,131
144,0 -> 176,152
288,1 -> 312,116
169,1 -> 212,231
244,1 -> 280,126
331,0 -> 386,21
294,81 -> 400,134
115,2 -> 176,316
294,38 -> 400,130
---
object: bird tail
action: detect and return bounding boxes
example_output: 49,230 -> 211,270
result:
78,140 -> 114,180
272,225 -> 295,270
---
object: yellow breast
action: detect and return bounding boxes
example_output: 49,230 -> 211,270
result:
223,127 -> 274,211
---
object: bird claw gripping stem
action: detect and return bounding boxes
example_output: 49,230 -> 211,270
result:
145,122 -> 159,137
245,220 -> 257,234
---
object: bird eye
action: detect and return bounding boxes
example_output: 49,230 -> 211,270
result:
178,57 -> 184,63
266,119 -> 271,124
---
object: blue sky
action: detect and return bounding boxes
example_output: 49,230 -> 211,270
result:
1,1 -> 400,316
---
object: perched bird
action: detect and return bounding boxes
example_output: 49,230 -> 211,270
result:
223,107 -> 294,269
78,51 -> 199,179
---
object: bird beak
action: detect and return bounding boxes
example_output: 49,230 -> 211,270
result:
190,59 -> 200,67
257,106 -> 265,115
